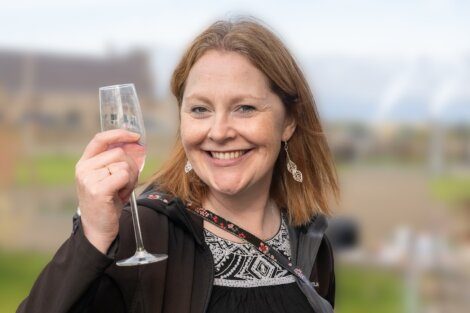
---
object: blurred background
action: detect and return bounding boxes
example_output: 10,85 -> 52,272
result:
1,0 -> 469,312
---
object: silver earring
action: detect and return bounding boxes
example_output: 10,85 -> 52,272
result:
284,141 -> 303,183
184,160 -> 192,173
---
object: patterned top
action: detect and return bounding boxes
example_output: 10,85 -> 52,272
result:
204,216 -> 297,288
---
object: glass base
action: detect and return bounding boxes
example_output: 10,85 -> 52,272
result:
116,249 -> 168,266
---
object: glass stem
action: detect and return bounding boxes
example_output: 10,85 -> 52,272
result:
129,191 -> 145,252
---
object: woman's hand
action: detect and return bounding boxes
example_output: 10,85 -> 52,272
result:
75,129 -> 141,254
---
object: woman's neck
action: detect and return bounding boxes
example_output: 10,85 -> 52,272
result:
203,183 -> 280,241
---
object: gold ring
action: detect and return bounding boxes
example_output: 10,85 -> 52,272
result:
106,166 -> 112,176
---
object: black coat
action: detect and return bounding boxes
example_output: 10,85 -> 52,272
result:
17,189 -> 335,313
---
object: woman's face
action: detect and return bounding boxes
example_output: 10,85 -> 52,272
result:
180,50 -> 296,197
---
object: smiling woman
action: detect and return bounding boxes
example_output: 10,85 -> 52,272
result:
18,17 -> 339,313
181,50 -> 294,201
150,18 -> 340,312
154,19 -> 339,226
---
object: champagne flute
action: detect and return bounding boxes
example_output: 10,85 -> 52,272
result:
99,83 -> 167,266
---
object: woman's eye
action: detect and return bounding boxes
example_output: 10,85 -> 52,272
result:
191,106 -> 208,114
237,105 -> 256,114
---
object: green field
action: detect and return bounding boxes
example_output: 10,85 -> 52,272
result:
14,155 -> 162,187
336,264 -> 404,313
0,250 -> 403,313
430,175 -> 470,205
0,250 -> 52,313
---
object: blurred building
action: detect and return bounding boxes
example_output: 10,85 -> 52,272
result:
326,121 -> 470,172
0,48 -> 159,153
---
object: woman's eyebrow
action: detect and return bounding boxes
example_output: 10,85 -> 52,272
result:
230,94 -> 266,103
184,94 -> 213,104
184,93 -> 266,103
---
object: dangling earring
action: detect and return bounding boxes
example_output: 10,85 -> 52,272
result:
284,141 -> 303,183
184,160 -> 192,173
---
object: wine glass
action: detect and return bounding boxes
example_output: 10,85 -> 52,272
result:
99,83 -> 167,266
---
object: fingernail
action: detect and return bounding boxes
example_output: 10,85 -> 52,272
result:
131,132 -> 141,138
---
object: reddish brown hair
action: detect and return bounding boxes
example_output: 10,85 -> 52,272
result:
151,18 -> 340,225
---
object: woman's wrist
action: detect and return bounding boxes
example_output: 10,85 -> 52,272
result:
81,220 -> 117,255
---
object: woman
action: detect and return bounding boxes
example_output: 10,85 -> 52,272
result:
18,18 -> 339,313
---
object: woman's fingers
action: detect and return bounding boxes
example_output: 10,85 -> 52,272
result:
80,129 -> 140,161
80,161 -> 129,184
75,131 -> 142,254
77,146 -> 140,178
103,160 -> 139,200
78,161 -> 138,196
78,147 -> 126,172
100,169 -> 131,195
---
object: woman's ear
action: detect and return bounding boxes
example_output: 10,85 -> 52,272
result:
282,115 -> 297,142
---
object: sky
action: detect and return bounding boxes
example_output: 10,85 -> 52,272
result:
1,0 -> 469,122
1,0 -> 469,57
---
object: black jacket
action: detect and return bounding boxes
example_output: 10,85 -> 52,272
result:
17,189 -> 335,313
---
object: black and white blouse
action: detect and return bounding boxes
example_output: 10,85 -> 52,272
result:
204,216 -> 314,313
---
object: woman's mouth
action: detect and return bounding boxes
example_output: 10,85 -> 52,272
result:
203,149 -> 253,165
210,150 -> 249,160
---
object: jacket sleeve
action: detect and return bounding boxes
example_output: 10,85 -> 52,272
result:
16,215 -> 119,313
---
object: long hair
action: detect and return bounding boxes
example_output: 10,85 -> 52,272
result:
150,17 -> 340,225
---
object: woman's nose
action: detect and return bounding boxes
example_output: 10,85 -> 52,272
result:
207,113 -> 236,143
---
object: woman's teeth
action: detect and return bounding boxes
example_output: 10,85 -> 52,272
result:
210,150 -> 247,160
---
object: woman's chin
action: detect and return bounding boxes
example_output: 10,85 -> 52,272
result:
212,186 -> 242,196
209,180 -> 246,196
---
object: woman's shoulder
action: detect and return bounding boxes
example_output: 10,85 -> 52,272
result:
137,186 -> 175,210
129,186 -> 185,221
123,186 -> 203,244
116,187 -> 177,242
